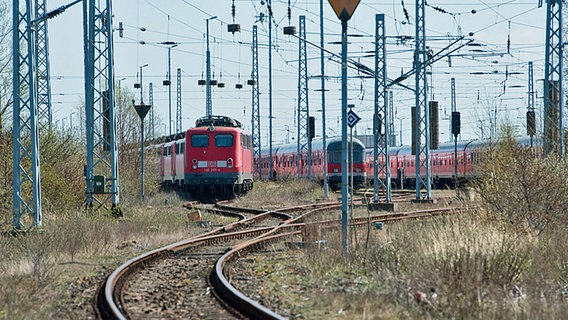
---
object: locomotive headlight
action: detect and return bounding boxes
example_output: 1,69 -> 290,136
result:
356,168 -> 361,172
333,168 -> 339,173
192,159 -> 197,169
227,158 -> 233,168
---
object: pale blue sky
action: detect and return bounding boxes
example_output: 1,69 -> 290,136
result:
45,0 -> 547,145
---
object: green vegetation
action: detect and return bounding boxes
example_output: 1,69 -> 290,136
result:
251,131 -> 568,319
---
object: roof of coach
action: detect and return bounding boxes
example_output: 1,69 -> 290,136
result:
326,136 -> 365,151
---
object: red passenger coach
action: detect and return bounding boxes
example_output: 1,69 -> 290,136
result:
184,116 -> 253,199
259,136 -> 367,191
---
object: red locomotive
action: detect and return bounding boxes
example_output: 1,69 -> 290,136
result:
158,115 -> 253,199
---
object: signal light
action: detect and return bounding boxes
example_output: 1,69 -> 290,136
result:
451,111 -> 461,137
228,24 -> 240,33
309,116 -> 315,140
283,26 -> 296,35
527,111 -> 536,136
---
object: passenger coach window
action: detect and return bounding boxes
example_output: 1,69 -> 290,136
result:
192,135 -> 209,147
216,134 -> 234,147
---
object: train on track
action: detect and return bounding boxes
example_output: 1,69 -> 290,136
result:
157,115 -> 253,200
153,113 -> 535,199
365,136 -> 537,189
258,137 -> 367,190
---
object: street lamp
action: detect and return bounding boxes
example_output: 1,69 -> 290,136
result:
161,41 -> 179,135
117,77 -> 126,88
205,16 -> 217,117
117,77 -> 126,100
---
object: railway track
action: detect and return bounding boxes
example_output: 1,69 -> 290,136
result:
95,200 -> 460,319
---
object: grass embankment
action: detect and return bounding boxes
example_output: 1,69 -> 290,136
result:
257,207 -> 567,319
0,192 -> 228,319
235,134 -> 568,319
1,130 -> 566,319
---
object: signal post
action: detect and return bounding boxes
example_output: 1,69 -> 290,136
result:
327,0 -> 360,256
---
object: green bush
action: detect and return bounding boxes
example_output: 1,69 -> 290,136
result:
475,130 -> 568,234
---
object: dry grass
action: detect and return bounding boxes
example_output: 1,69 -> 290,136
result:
0,191 -> 226,319
1,126 -> 567,318
272,204 -> 567,319
232,179 -> 327,209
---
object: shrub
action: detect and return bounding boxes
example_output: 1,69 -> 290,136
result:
474,129 -> 568,235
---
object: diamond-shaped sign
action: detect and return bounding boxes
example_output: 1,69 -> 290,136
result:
134,103 -> 151,120
347,109 -> 361,128
328,0 -> 361,21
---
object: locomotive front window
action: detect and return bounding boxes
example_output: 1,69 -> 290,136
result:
329,151 -> 341,163
216,134 -> 234,147
192,135 -> 209,147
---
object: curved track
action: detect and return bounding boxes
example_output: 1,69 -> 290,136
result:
95,200 -> 460,319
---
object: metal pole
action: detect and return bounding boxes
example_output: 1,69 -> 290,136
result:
350,121 -> 354,214
454,136 -> 457,196
268,0 -> 274,180
139,65 -> 143,103
141,118 -> 145,199
206,18 -> 212,117
341,19 -> 349,256
168,47 -> 172,134
320,0 -> 328,198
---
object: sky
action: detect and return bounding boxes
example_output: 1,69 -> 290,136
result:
44,0 -> 548,146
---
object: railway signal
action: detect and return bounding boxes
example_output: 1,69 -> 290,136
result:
133,101 -> 152,200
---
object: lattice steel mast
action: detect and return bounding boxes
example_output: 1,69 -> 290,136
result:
83,0 -> 120,211
176,68 -> 182,133
35,0 -> 52,130
297,15 -> 311,179
149,82 -> 155,138
373,13 -> 391,203
12,0 -> 42,228
414,0 -> 431,200
250,25 -> 261,178
543,0 -> 563,156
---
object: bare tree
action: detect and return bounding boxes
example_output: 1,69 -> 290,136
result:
0,1 -> 12,132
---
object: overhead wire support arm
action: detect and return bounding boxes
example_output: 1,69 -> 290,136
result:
387,36 -> 471,89
31,0 -> 82,24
